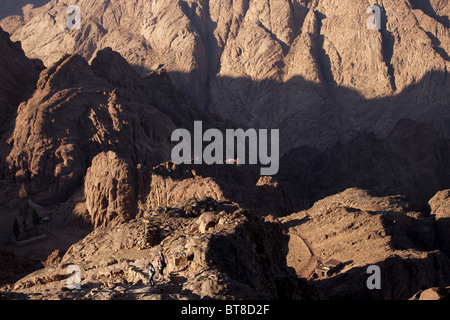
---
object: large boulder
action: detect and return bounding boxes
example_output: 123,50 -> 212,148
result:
1,48 -> 179,204
428,189 -> 450,255
84,151 -> 137,228
411,286 -> 450,300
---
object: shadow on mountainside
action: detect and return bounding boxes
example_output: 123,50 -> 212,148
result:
162,69 -> 450,213
0,38 -> 449,292
409,0 -> 450,28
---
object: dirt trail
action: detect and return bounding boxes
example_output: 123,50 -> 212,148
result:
286,227 -> 318,279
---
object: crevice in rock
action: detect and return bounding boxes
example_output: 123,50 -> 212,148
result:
379,6 -> 397,92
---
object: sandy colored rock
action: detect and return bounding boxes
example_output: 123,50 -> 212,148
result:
0,45 -> 212,205
146,161 -> 293,217
0,26 -> 42,131
0,1 -> 449,302
196,211 -> 218,233
411,286 -> 450,300
2,0 -> 449,153
1,198 -> 306,300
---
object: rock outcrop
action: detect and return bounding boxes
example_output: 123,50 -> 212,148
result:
281,188 -> 450,300
3,189 -> 449,300
0,1 -> 449,301
411,286 -> 450,300
1,198 -> 307,300
0,26 -> 42,131
0,46 -> 200,205
146,161 -> 293,217
0,1 -> 49,19
429,189 -> 450,219
428,189 -> 450,255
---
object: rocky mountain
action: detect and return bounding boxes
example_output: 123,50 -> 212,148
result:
0,0 -> 449,302
0,36 -> 223,206
1,0 -> 449,153
0,26 -> 43,132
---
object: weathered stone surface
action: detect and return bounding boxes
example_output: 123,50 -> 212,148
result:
0,0 -> 49,19
146,161 -> 293,217
411,286 -> 450,300
84,151 -> 137,228
1,47 -> 185,205
1,1 -> 450,302
2,0 -> 449,152
281,188 -> 450,300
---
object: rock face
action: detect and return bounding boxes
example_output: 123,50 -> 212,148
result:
428,189 -> 450,255
3,189 -> 449,300
411,286 -> 450,300
1,0 -> 449,152
0,1 -> 449,302
146,161 -> 293,217
0,32 -> 227,230
280,188 -> 450,300
429,189 -> 450,219
279,119 -> 450,210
